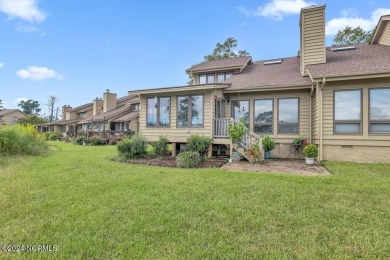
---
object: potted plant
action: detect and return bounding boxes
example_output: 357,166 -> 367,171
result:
293,136 -> 303,145
262,135 -> 275,159
303,144 -> 318,165
227,118 -> 246,149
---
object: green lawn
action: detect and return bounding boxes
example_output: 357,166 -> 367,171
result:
1,143 -> 389,259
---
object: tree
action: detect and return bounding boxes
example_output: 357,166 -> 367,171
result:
204,37 -> 250,61
17,115 -> 48,125
47,95 -> 59,122
18,99 -> 41,115
0,100 -> 3,109
333,26 -> 374,46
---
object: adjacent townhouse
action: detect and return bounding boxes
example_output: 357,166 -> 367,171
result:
0,109 -> 28,125
130,5 -> 390,162
38,89 -> 140,139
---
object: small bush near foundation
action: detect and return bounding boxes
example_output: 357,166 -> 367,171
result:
108,136 -> 122,145
176,151 -> 201,168
117,135 -> 148,159
89,136 -> 106,146
152,135 -> 169,158
187,134 -> 212,159
48,132 -> 62,141
303,144 -> 318,158
74,136 -> 88,145
0,125 -> 48,155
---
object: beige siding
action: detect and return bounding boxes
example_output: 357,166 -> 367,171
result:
312,87 -> 320,140
317,77 -> 390,162
224,89 -> 311,158
378,21 -> 390,46
0,111 -> 27,125
300,6 -> 326,75
140,90 -> 213,142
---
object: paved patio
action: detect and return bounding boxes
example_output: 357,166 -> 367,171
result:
221,159 -> 330,176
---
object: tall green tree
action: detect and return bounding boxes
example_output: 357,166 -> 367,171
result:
18,99 -> 41,115
0,100 -> 3,109
204,37 -> 250,61
333,26 -> 374,46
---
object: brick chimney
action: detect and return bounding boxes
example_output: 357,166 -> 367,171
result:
103,89 -> 117,112
62,105 -> 72,120
93,97 -> 104,116
300,4 -> 326,76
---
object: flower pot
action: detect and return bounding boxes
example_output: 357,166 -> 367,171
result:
305,157 -> 315,165
265,151 -> 271,159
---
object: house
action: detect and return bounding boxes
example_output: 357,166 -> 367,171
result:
130,5 -> 390,163
0,109 -> 28,125
37,89 -> 140,139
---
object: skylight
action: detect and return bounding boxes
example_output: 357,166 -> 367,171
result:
330,46 -> 356,52
264,60 -> 282,65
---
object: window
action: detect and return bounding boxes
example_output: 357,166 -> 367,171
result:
232,100 -> 249,127
131,103 -> 140,110
199,74 -> 206,84
199,73 -> 220,84
217,72 -> 233,83
177,95 -> 204,127
334,90 -> 362,134
370,88 -> 390,133
254,99 -> 273,133
207,74 -> 215,84
12,116 -> 19,122
79,112 -> 86,118
147,97 -> 170,127
278,98 -> 299,134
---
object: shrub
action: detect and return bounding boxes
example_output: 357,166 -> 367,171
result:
48,132 -> 62,141
187,134 -> 212,159
227,118 -> 246,143
152,135 -> 169,158
117,135 -> 148,159
108,136 -> 122,145
176,151 -> 201,168
0,125 -> 48,156
74,136 -> 88,145
303,144 -> 318,158
43,132 -> 51,140
262,135 -> 276,152
89,136 -> 106,146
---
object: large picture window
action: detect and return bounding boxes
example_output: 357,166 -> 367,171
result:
147,97 -> 170,127
334,90 -> 362,134
254,99 -> 273,133
369,88 -> 390,133
177,95 -> 204,127
278,98 -> 299,134
232,100 -> 249,127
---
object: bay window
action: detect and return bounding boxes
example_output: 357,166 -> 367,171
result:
334,90 -> 362,134
177,95 -> 204,127
254,99 -> 273,133
369,88 -> 390,133
278,98 -> 299,134
147,97 -> 170,127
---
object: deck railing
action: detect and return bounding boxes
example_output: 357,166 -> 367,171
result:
213,118 -> 231,138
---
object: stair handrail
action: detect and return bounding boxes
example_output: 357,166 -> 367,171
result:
231,118 -> 264,159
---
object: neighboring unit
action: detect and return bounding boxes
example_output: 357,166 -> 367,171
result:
0,109 -> 28,125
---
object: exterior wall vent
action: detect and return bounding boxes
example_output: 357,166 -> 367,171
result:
264,60 -> 282,65
330,46 -> 356,52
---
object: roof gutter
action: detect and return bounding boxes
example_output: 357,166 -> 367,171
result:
222,84 -> 312,93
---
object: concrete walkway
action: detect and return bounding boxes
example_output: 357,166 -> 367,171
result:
221,159 -> 330,176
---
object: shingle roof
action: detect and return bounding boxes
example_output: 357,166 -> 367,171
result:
69,102 -> 93,113
78,104 -> 132,124
0,109 -> 21,116
307,44 -> 390,78
186,56 -> 252,73
224,57 -> 312,91
113,110 -> 139,122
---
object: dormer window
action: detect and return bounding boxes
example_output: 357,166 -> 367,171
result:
199,74 -> 215,84
217,72 -> 233,83
131,103 -> 140,110
79,112 -> 86,118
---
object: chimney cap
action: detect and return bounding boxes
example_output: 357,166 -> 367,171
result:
106,89 -> 110,93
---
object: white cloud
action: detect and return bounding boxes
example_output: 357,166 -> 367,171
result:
0,0 -> 46,22
326,8 -> 390,36
239,0 -> 316,20
15,23 -> 46,35
16,66 -> 64,81
0,63 -> 4,68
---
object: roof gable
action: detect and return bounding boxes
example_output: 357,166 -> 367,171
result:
186,56 -> 252,74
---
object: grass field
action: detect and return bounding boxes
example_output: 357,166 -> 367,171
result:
1,142 -> 389,259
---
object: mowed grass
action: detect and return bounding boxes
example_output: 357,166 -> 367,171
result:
1,143 -> 390,259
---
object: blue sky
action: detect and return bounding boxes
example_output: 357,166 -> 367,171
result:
0,0 -> 389,117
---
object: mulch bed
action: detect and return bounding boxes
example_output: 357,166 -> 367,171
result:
120,156 -> 227,168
